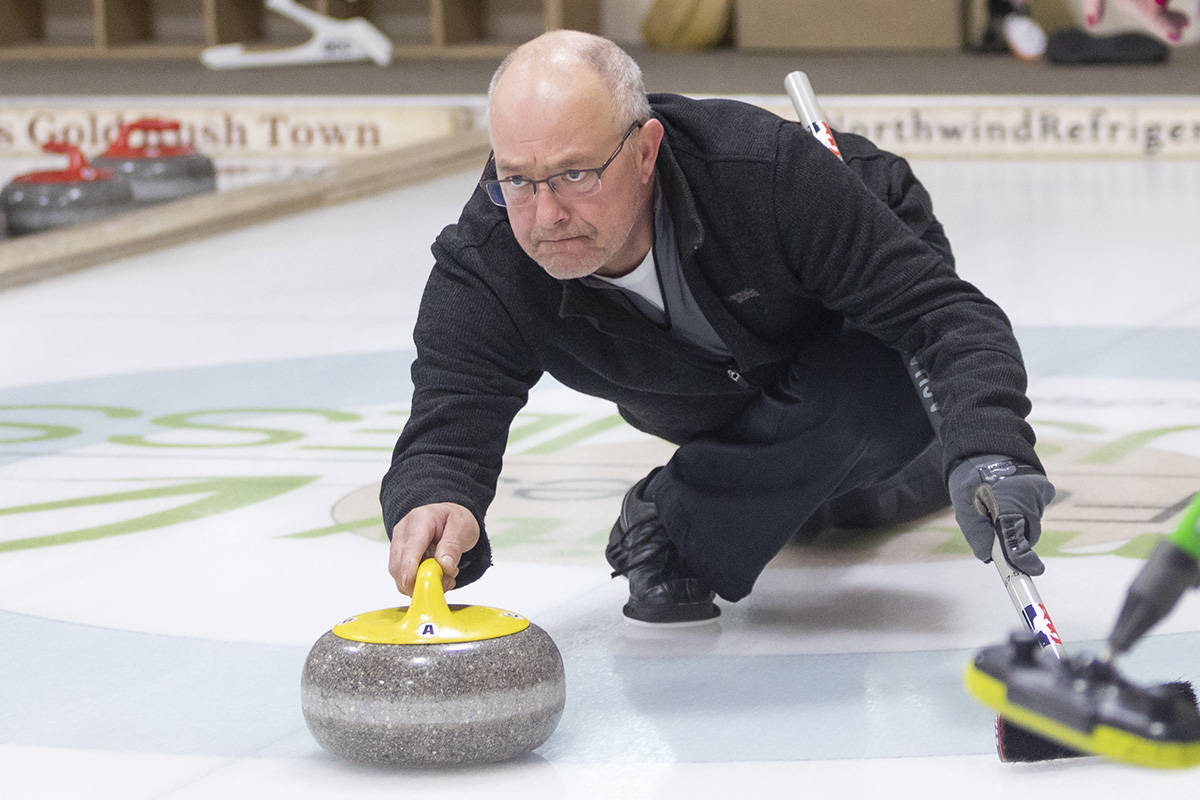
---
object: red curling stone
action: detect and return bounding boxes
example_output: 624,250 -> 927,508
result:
1,142 -> 136,237
91,118 -> 216,206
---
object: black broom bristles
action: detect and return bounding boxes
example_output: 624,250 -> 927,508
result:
996,717 -> 1081,762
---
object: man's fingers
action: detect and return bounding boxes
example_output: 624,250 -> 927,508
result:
387,532 -> 418,595
434,527 -> 465,578
386,503 -> 480,595
998,514 -> 1045,576
434,507 -> 481,591
388,509 -> 439,596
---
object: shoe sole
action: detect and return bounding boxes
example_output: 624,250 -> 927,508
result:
622,600 -> 721,625
621,614 -> 721,629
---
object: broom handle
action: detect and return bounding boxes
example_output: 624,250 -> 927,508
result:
785,71 -> 843,160
992,537 -> 1067,660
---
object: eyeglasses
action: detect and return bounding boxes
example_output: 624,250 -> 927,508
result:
480,121 -> 643,208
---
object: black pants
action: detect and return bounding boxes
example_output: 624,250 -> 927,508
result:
645,330 -> 949,602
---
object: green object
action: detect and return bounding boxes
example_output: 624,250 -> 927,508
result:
1169,493 -> 1200,559
1107,493 -> 1200,655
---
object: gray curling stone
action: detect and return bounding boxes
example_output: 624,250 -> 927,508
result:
1,142 -> 135,237
91,118 -> 216,206
301,558 -> 565,766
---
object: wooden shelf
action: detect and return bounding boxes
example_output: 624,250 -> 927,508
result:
0,0 -> 43,46
0,0 -> 599,60
206,0 -> 263,46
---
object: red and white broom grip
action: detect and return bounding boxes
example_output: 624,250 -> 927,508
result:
992,537 -> 1068,660
785,71 -> 843,160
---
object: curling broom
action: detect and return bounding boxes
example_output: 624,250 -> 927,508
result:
966,495 -> 1200,768
782,70 -> 1118,762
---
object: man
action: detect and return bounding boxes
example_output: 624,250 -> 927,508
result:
382,31 -> 1054,624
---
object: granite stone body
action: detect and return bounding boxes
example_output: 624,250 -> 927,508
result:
91,153 -> 217,206
301,623 -> 565,766
1,176 -> 135,236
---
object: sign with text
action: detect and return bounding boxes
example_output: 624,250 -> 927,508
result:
0,99 -> 475,158
762,96 -> 1200,158
4,95 -> 1198,160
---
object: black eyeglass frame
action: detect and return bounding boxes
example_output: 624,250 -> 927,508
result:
480,121 -> 644,207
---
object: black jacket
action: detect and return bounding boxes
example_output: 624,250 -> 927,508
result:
381,93 -> 1039,586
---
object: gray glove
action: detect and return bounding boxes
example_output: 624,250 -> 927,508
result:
948,455 -> 1055,576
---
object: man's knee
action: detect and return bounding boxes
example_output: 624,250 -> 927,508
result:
818,439 -> 948,531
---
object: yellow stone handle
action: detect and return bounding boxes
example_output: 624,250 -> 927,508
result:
395,558 -> 453,639
331,557 -> 530,644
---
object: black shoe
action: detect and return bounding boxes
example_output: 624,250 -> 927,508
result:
605,471 -> 720,624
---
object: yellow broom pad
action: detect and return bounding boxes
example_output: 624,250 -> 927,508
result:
964,663 -> 1200,769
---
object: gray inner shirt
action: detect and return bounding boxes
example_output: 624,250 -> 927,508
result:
583,183 -> 732,361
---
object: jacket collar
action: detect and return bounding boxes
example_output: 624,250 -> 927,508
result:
559,108 -> 793,371
652,129 -> 705,259
558,121 -> 695,336
645,116 -> 795,371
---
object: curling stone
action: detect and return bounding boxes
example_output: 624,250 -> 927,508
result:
301,559 -> 565,766
91,118 -> 216,206
1,142 -> 135,237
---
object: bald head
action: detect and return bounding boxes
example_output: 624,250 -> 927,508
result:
483,31 -> 664,282
488,31 -> 651,134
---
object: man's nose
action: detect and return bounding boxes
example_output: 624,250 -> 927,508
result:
533,183 -> 568,226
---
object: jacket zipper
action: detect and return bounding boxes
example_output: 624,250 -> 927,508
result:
726,366 -> 752,387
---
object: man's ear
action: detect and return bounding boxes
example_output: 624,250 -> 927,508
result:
636,119 -> 664,183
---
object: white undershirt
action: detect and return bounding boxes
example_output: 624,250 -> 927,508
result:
592,248 -> 665,312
